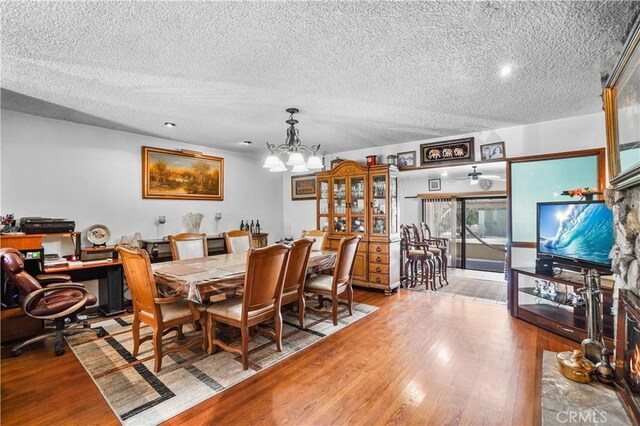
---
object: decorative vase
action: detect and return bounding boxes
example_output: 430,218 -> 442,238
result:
185,212 -> 204,233
595,348 -> 615,385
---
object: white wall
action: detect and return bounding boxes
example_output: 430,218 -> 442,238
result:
0,110 -> 285,246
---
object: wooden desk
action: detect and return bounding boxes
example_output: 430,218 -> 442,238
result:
45,259 -> 125,316
153,250 -> 337,303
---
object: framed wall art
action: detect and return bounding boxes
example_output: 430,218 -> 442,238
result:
420,137 -> 474,166
142,146 -> 224,200
428,178 -> 441,191
291,174 -> 317,200
397,151 -> 416,169
604,15 -> 640,189
480,141 -> 506,161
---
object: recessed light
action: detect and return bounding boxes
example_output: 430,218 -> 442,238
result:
441,170 -> 448,177
499,65 -> 513,77
243,140 -> 252,145
164,122 -> 176,128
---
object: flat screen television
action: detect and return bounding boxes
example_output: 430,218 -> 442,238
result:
536,200 -> 614,273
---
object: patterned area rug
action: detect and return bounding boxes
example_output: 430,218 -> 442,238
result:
66,301 -> 377,425
407,276 -> 507,304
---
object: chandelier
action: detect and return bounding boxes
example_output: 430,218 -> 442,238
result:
263,108 -> 324,172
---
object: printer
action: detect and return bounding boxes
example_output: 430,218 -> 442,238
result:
19,217 -> 75,234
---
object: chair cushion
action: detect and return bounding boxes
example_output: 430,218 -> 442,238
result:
140,299 -> 194,322
304,275 -> 334,292
427,248 -> 442,256
35,274 -> 72,285
30,289 -> 92,316
206,298 -> 273,321
408,249 -> 433,259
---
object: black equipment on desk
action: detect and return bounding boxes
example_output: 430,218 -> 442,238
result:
20,217 -> 75,234
535,257 -> 554,275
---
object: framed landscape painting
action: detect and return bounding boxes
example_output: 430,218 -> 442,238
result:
142,146 -> 224,200
291,174 -> 317,200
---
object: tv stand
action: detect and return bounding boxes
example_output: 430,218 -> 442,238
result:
510,266 -> 614,347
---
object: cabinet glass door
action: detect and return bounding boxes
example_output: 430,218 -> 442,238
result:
371,174 -> 388,235
390,175 -> 398,234
317,179 -> 330,232
349,176 -> 366,234
333,178 -> 347,233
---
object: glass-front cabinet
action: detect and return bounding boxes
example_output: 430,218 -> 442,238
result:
315,160 -> 400,295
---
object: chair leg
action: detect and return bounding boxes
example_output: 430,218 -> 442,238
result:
331,296 -> 339,326
442,252 -> 449,284
177,324 -> 185,340
274,310 -> 283,352
131,314 -> 141,357
153,326 -> 163,373
346,285 -> 353,316
241,326 -> 250,370
317,294 -> 324,308
298,292 -> 306,329
207,315 -> 217,355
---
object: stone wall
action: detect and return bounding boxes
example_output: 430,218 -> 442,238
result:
605,186 -> 640,292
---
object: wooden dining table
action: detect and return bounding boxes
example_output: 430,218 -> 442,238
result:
152,250 -> 337,303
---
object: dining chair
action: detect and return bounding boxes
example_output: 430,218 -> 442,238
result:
402,225 -> 435,290
420,222 -> 449,284
223,230 -> 253,254
168,233 -> 208,260
206,243 -> 291,370
304,235 -> 361,326
412,223 -> 446,287
116,245 -> 204,373
281,238 -> 315,329
301,229 -> 328,251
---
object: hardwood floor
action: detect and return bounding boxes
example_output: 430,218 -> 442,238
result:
1,289 -> 576,425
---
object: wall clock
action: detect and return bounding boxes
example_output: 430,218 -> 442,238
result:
480,178 -> 493,190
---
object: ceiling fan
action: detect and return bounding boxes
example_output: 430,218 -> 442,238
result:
453,166 -> 505,186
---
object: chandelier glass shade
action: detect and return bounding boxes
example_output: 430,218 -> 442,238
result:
263,108 -> 323,173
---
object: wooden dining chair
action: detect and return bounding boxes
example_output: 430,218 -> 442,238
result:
281,238 -> 315,329
402,225 -> 435,290
412,223 -> 446,287
206,244 -> 291,370
168,233 -> 208,260
301,229 -> 328,251
223,230 -> 253,254
116,245 -> 204,373
420,222 -> 449,284
304,235 -> 362,326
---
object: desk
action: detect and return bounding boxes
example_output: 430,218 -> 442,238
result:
45,260 -> 125,316
153,250 -> 337,303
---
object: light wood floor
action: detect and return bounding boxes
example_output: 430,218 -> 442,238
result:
1,288 -> 576,425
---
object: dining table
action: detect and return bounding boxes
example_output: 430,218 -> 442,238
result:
152,250 -> 337,303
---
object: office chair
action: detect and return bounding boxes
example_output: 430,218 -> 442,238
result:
0,248 -> 103,357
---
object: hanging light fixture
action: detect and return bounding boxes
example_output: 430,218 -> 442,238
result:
263,108 -> 324,173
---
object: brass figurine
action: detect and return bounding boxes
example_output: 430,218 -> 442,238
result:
557,350 -> 596,384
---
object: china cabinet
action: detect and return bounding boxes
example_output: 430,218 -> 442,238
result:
315,160 -> 400,294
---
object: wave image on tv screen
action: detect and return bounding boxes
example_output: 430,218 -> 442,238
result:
538,203 -> 614,266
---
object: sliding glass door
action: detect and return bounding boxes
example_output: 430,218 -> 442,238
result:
461,197 -> 507,272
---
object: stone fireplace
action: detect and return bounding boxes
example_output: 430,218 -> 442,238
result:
606,186 -> 640,422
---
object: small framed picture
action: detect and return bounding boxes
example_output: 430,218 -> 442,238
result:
397,151 -> 416,169
291,174 -> 317,200
480,141 -> 506,161
428,178 -> 441,191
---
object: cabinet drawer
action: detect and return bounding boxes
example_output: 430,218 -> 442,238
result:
369,263 -> 389,274
369,273 -> 389,285
370,253 -> 389,264
369,243 -> 389,254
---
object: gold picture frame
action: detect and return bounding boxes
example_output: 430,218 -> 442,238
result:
604,16 -> 640,189
142,146 -> 224,200
291,174 -> 317,200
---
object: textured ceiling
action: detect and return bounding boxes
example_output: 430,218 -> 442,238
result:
1,1 -> 639,155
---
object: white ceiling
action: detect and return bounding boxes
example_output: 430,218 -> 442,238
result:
1,1 -> 638,155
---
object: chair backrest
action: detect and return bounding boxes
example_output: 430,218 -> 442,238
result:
282,238 -> 314,295
168,233 -> 208,260
420,222 -> 432,240
224,230 -> 253,254
0,248 -> 42,303
331,235 -> 362,290
242,244 -> 291,320
116,246 -> 159,316
411,224 -> 423,243
301,230 -> 327,251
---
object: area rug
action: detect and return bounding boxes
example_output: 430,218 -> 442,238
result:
406,276 -> 507,304
66,301 -> 377,425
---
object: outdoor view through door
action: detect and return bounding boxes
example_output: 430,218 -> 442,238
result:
423,197 -> 507,273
